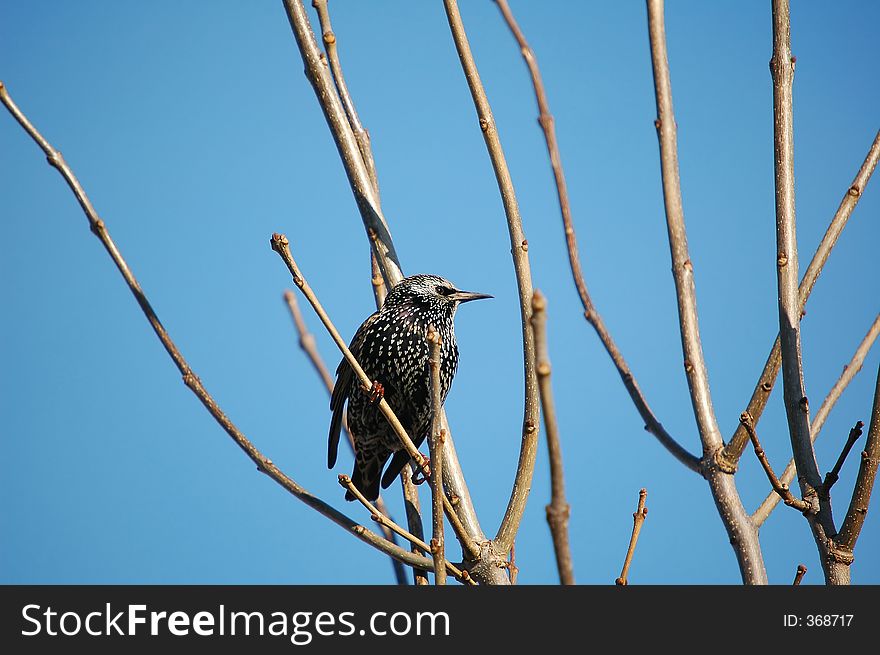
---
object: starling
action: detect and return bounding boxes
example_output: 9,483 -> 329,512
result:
329,274 -> 491,501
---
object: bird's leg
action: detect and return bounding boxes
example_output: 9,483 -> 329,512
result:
367,381 -> 385,405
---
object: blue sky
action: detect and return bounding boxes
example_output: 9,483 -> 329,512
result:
2,1 -> 878,585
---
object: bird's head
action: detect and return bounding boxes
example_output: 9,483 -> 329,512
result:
383,274 -> 492,318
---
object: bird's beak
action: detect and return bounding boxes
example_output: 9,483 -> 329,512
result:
452,290 -> 493,303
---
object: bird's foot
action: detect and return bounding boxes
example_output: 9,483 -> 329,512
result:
368,381 -> 385,405
411,457 -> 431,485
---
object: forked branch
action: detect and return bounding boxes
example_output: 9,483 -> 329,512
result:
722,130 -> 880,468
740,412 -> 811,514
338,475 -> 474,585
646,0 -> 766,585
769,1 -> 844,585
753,313 -> 880,525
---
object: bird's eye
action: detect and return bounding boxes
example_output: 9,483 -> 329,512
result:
436,285 -> 454,296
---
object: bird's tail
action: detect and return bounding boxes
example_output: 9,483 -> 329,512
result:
346,449 -> 386,502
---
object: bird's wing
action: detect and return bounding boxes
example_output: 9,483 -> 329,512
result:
328,312 -> 378,468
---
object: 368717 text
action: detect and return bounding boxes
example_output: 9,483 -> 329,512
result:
783,614 -> 854,627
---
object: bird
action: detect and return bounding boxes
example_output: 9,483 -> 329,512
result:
328,274 -> 491,501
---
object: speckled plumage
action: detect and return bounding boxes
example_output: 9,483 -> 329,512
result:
328,274 -> 490,501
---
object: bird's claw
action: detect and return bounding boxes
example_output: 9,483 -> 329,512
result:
411,457 -> 431,485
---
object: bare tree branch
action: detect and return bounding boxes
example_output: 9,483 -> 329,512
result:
401,467 -> 429,585
740,412 -> 811,513
370,252 -> 387,308
494,0 -> 701,475
338,475 -> 474,585
770,0 -> 851,585
722,130 -> 880,468
271,233 -> 429,473
793,564 -> 807,586
284,289 -> 338,392
441,0 -> 539,558
283,289 -> 407,584
427,328 -> 447,585
311,0 -> 380,197
0,80 -> 435,575
443,492 -> 480,561
530,291 -> 575,585
753,313 -> 880,525
646,0 -> 767,585
836,361 -> 880,552
616,489 -> 649,586
646,0 -> 723,456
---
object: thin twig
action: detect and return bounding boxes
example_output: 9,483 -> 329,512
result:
283,289 -> 407,585
836,361 -> 880,552
722,129 -> 880,468
769,0 -> 847,585
494,0 -> 700,475
338,475 -> 475,585
310,0 -> 380,198
0,80 -> 435,575
427,327 -> 447,585
530,291 -> 575,585
284,289 -> 337,391
646,0 -> 767,585
441,0 -> 539,557
740,412 -> 811,513
753,313 -> 880,525
401,466 -> 429,585
271,233 -> 429,474
616,489 -> 649,585
793,564 -> 807,586
823,421 -> 865,494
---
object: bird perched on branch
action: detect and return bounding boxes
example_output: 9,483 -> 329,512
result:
329,274 -> 491,501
